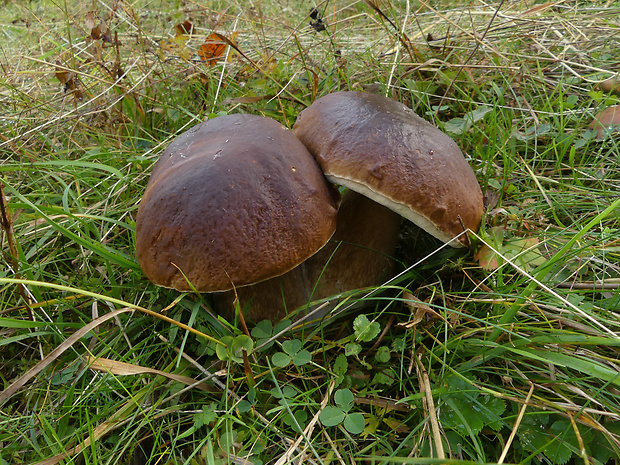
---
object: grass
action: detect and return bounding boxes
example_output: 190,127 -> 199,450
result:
1,0 -> 620,463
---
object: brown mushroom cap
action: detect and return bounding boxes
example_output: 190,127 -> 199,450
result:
292,91 -> 484,247
136,114 -> 339,292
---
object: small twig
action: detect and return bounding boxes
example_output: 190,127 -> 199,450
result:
0,181 -> 33,316
0,182 -> 18,269
457,215 -> 472,247
556,281 -> 620,290
368,313 -> 395,352
353,395 -> 410,412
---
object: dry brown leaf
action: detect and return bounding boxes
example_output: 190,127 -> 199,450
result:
54,61 -> 73,85
56,68 -> 83,100
175,20 -> 194,36
397,292 -> 443,328
222,95 -> 275,105
475,243 -> 500,270
84,11 -> 96,31
519,1 -> 560,17
90,20 -> 109,41
354,395 -> 410,412
198,33 -> 228,65
588,105 -> 620,140
88,356 -> 215,392
600,74 -> 620,94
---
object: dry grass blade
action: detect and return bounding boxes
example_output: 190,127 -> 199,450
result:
0,277 -> 226,346
498,383 -> 534,463
275,379 -> 335,465
416,355 -> 445,459
0,308 -> 133,407
87,356 -> 216,392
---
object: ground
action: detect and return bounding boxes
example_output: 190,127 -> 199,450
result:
1,1 -> 620,464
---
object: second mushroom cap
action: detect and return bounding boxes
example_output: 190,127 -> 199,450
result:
292,91 -> 484,247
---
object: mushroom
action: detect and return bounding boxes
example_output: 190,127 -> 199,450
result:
212,189 -> 400,320
600,74 -> 620,95
219,92 -> 484,322
137,94 -> 484,324
279,91 -> 484,310
135,114 -> 340,321
292,91 -> 484,249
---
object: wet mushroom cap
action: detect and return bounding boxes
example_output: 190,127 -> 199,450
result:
292,91 -> 484,247
136,114 -> 339,292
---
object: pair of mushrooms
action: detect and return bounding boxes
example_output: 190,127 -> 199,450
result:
135,91 -> 484,322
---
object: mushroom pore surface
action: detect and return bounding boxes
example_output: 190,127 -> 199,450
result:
136,114 -> 339,292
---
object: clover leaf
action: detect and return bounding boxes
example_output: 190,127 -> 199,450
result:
272,338 -> 311,367
319,388 -> 365,434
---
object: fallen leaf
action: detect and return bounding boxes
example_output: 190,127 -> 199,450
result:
503,236 -> 546,271
84,11 -> 112,42
198,33 -> 227,65
474,226 -> 504,271
54,62 -> 83,100
588,105 -> 620,140
519,1 -> 558,16
475,243 -> 500,271
85,11 -> 96,31
309,7 -> 327,32
175,20 -> 194,36
54,61 -> 73,85
484,189 -> 500,211
159,34 -> 191,61
222,95 -> 275,105
600,74 -> 620,94
397,292 -> 444,328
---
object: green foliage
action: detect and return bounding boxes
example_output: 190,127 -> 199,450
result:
269,385 -> 307,433
439,375 -> 506,437
319,389 -> 365,434
177,404 -> 218,440
1,0 -> 620,463
251,319 -> 293,351
353,314 -> 381,342
271,339 -> 312,367
215,335 -> 253,363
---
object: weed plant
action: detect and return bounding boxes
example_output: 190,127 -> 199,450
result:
1,1 -> 620,464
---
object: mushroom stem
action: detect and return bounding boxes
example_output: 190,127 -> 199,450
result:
305,190 -> 401,299
212,190 -> 401,322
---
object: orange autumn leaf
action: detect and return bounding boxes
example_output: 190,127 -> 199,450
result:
198,33 -> 227,66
